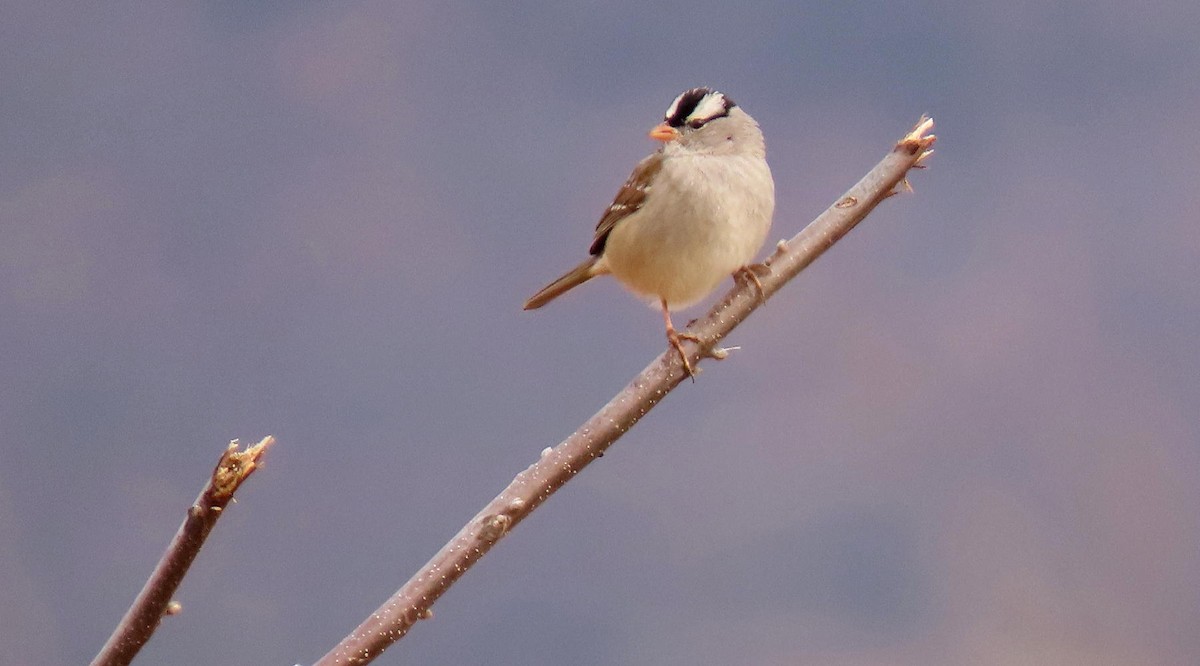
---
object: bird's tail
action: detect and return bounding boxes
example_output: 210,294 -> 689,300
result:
523,257 -> 601,310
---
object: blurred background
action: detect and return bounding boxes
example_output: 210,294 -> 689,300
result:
3,2 -> 1198,664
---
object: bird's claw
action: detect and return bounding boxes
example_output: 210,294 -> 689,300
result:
734,264 -> 770,305
667,329 -> 704,380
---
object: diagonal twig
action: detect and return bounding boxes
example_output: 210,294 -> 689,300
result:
313,118 -> 936,666
90,435 -> 276,666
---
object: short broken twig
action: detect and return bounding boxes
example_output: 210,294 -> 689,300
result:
90,435 -> 275,666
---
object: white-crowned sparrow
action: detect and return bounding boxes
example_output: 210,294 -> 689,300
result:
524,87 -> 775,376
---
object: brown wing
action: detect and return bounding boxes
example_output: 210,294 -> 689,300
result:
589,153 -> 664,256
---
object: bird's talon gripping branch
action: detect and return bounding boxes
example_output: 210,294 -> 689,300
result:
666,330 -> 700,378
670,329 -> 705,378
664,319 -> 699,378
734,264 -> 770,304
660,298 -> 704,379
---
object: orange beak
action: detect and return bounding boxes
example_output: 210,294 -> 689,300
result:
648,123 -> 679,142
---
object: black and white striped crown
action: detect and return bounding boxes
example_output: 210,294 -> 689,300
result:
663,87 -> 736,129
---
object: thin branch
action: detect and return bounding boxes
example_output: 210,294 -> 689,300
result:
90,435 -> 276,666
313,118 -> 936,666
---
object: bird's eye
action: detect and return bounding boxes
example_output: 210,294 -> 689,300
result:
688,118 -> 705,129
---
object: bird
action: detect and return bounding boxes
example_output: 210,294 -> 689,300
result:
524,87 -> 775,377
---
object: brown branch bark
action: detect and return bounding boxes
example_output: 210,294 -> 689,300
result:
313,118 -> 936,666
90,435 -> 276,666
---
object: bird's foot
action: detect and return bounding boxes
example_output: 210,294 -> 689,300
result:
734,264 -> 771,305
667,328 -> 704,380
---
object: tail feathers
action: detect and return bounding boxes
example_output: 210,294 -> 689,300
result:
524,257 -> 599,310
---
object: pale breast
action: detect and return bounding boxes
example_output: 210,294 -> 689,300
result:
601,153 -> 774,310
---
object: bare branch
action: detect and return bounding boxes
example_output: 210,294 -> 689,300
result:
90,435 -> 276,666
313,117 -> 936,665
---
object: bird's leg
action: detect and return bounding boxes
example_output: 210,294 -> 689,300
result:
734,264 -> 771,305
661,299 -> 702,379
